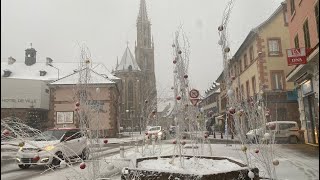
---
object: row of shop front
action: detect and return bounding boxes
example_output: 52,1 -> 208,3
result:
287,46 -> 319,145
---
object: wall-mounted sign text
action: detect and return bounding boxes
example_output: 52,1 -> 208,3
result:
286,47 -> 307,66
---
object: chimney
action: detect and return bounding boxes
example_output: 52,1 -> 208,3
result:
46,57 -> 53,65
8,57 -> 16,65
39,70 -> 47,76
3,70 -> 12,77
25,46 -> 37,66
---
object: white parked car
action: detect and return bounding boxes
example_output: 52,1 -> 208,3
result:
146,126 -> 166,140
246,121 -> 300,144
16,128 -> 88,169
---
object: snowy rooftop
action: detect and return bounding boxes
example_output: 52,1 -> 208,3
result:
157,98 -> 175,117
1,61 -> 119,81
115,47 -> 141,72
50,68 -> 115,85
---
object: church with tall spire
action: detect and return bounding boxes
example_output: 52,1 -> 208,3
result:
114,0 -> 157,131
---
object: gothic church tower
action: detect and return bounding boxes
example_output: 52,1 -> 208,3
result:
114,0 -> 157,131
135,0 -> 157,112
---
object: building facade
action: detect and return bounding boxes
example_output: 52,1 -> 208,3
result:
114,0 -> 157,131
285,0 -> 319,145
216,72 -> 228,133
1,46 -> 120,131
227,4 -> 299,132
199,83 -> 220,125
49,68 -> 120,137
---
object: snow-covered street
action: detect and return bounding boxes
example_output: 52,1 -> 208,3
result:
2,141 -> 318,180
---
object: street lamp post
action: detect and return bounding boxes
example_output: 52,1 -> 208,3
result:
126,109 -> 129,135
139,116 -> 142,135
131,110 -> 135,139
126,109 -> 134,138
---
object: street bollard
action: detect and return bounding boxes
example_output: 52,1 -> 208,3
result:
120,141 -> 124,158
221,132 -> 223,139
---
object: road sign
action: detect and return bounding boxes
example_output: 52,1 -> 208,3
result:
286,47 -> 307,66
189,89 -> 199,98
190,98 -> 200,106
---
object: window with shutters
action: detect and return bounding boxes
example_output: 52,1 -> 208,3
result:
244,54 -> 248,68
249,46 -> 254,62
303,20 -> 311,48
270,70 -> 285,90
268,38 -> 282,56
294,35 -> 299,48
246,80 -> 250,99
252,76 -> 256,95
241,84 -> 244,101
290,0 -> 295,15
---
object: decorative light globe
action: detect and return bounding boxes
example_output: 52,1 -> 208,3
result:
273,159 -> 279,166
60,161 -> 67,168
80,162 -> 86,169
264,133 -> 271,140
241,145 -> 247,152
227,89 -> 234,97
2,129 -> 10,136
228,107 -> 236,114
248,171 -> 255,178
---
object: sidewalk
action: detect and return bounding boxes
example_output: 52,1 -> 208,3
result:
91,132 -> 144,145
188,131 -> 241,144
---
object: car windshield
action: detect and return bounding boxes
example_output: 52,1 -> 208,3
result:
149,127 -> 161,131
34,130 -> 67,141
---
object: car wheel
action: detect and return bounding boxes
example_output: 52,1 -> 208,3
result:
18,164 -> 31,169
81,148 -> 89,160
289,136 -> 298,144
51,152 -> 63,168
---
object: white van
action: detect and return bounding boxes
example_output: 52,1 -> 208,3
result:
246,121 -> 300,144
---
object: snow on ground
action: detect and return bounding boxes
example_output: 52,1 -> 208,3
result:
2,142 -> 318,180
138,157 -> 243,174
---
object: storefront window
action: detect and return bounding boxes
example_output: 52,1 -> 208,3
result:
303,94 -> 318,144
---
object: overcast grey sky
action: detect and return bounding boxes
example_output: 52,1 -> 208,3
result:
1,0 -> 283,98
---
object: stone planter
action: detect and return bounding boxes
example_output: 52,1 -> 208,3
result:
121,155 -> 259,180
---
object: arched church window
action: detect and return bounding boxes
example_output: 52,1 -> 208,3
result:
144,39 -> 147,46
128,80 -> 134,108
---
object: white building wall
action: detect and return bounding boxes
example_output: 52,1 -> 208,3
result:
1,78 -> 49,110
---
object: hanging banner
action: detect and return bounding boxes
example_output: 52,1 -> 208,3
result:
286,47 -> 307,66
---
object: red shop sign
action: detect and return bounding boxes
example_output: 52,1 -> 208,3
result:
286,47 -> 307,66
